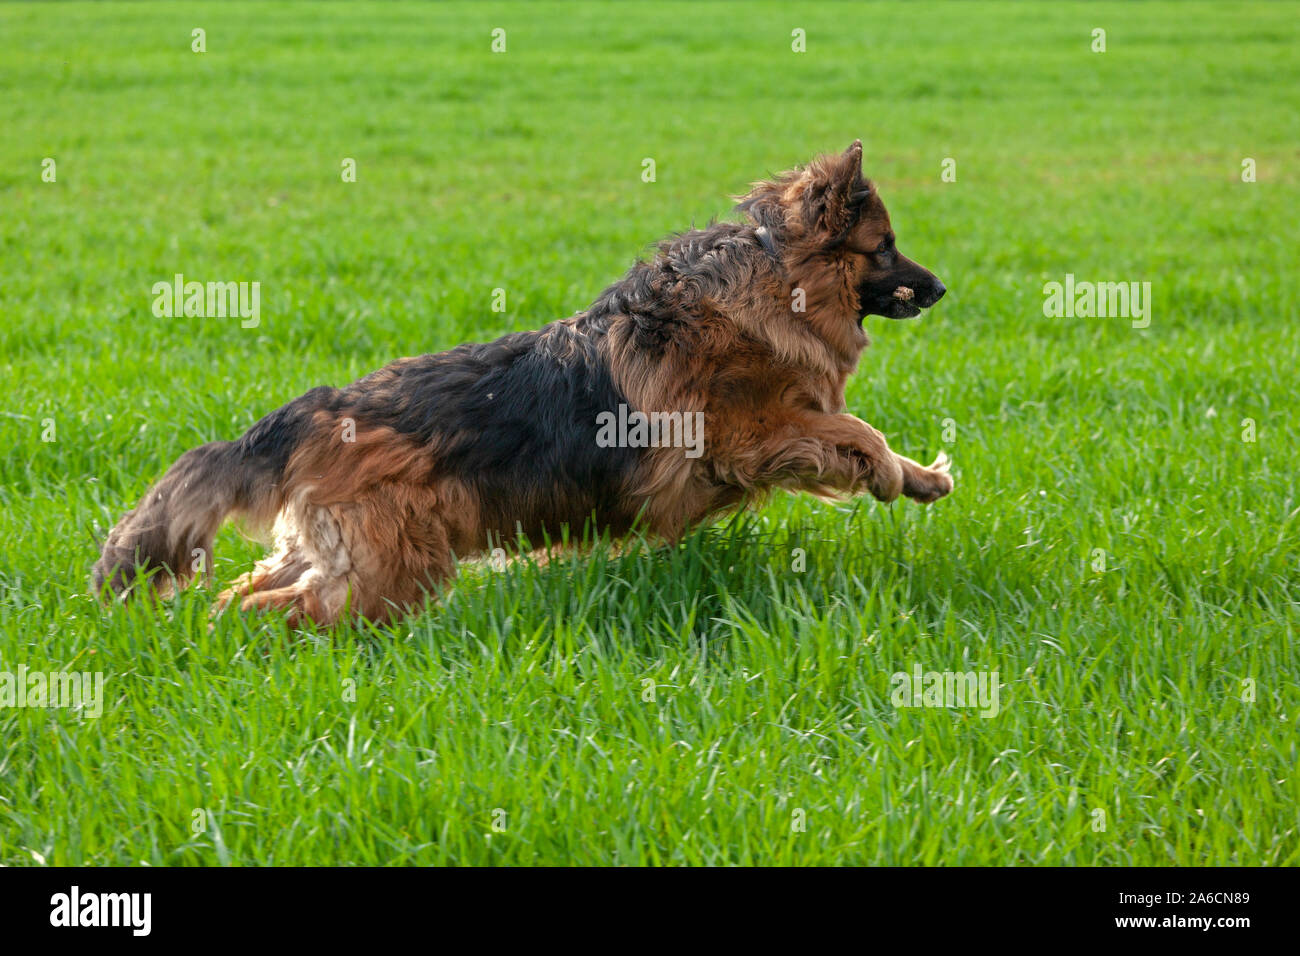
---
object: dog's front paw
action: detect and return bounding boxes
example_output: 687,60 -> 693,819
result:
903,451 -> 954,503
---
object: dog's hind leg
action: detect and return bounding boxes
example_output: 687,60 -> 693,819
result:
214,479 -> 479,627
214,512 -> 312,612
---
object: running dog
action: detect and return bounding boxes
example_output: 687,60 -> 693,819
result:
92,141 -> 952,625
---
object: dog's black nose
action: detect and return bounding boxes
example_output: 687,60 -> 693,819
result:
916,280 -> 945,308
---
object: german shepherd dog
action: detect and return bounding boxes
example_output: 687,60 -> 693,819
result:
92,141 -> 951,625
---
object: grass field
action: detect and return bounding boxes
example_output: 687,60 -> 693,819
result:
1,1 -> 1297,865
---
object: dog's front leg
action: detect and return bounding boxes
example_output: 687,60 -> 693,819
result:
894,449 -> 954,503
820,413 -> 953,504
726,412 -> 897,501
744,412 -> 952,504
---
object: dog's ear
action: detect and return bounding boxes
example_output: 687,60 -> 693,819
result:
736,141 -> 872,250
802,140 -> 871,240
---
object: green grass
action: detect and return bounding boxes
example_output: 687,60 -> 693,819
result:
1,0 -> 1297,865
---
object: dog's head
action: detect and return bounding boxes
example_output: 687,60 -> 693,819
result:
737,141 -> 945,323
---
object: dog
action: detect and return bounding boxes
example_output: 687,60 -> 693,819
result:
92,141 -> 951,626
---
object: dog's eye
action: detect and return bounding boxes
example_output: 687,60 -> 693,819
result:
876,239 -> 893,255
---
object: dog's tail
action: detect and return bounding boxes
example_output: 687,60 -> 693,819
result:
91,387 -> 336,600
